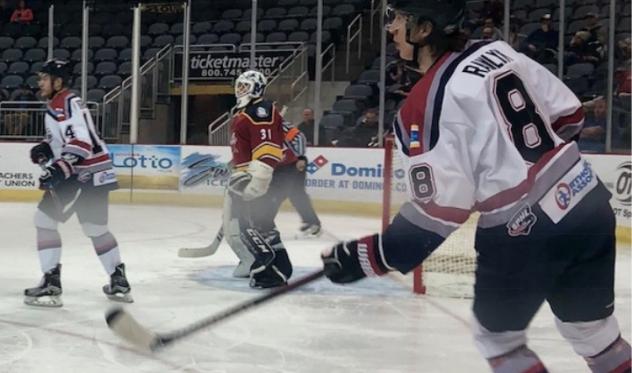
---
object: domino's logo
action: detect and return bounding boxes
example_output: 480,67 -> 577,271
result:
306,155 -> 328,174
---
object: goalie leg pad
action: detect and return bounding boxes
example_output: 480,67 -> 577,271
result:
223,193 -> 256,277
239,227 -> 293,288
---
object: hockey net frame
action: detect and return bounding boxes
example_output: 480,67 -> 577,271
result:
382,135 -> 477,298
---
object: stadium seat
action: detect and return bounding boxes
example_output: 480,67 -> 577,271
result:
95,61 -> 117,77
543,63 -> 557,74
98,75 -> 123,90
344,84 -> 373,99
94,48 -> 117,62
573,5 -> 600,20
15,36 -> 37,50
300,18 -> 318,32
38,37 -> 59,49
567,20 -> 587,34
0,36 -> 13,49
332,4 -> 355,17
1,75 -> 23,90
618,17 -> 631,32
213,20 -> 234,33
29,62 -> 43,74
299,0 -> 317,6
148,23 -> 169,36
117,62 -> 132,76
278,0 -> 299,7
153,34 -> 175,48
73,62 -> 94,75
265,7 -> 286,18
8,61 -> 29,75
279,19 -> 299,32
72,75 -> 98,90
564,77 -> 589,96
241,33 -> 265,44
197,33 -> 220,44
309,5 -> 331,16
24,48 -> 46,63
519,22 -> 540,35
192,22 -> 212,35
323,17 -> 343,31
2,49 -> 23,63
170,23 -> 184,36
118,48 -> 132,62
242,8 -> 263,20
89,36 -> 106,49
25,75 -> 39,90
22,23 -> 41,37
143,48 -> 161,60
528,8 -> 551,22
310,30 -> 331,44
235,21 -> 251,33
175,34 -> 197,45
219,33 -> 241,45
266,32 -> 287,43
61,36 -> 82,50
222,8 -> 242,19
535,0 -> 556,8
288,31 -> 309,42
87,89 -> 106,102
357,69 -> 380,85
258,20 -> 277,33
567,62 -> 594,78
288,6 -> 309,17
0,62 -> 7,75
106,36 -> 129,50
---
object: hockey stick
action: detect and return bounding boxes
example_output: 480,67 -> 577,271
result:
177,225 -> 224,258
105,269 -> 325,351
38,159 -> 74,222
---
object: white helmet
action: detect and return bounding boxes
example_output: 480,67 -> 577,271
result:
234,70 -> 267,109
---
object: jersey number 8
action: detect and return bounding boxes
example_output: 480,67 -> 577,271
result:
493,71 -> 555,164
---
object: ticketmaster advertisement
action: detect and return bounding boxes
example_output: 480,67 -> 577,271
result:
0,143 -> 41,190
109,145 -> 181,190
179,146 -> 232,194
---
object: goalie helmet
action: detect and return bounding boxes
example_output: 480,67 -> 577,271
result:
39,59 -> 72,86
234,70 -> 267,109
386,0 -> 466,37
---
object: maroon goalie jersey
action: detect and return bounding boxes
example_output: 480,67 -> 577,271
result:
230,99 -> 285,171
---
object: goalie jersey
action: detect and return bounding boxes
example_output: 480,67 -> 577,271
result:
230,99 -> 285,171
392,40 -> 591,242
44,90 -> 116,188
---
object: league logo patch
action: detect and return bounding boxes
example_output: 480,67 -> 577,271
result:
256,107 -> 268,118
555,183 -> 572,210
306,155 -> 328,174
507,205 -> 537,237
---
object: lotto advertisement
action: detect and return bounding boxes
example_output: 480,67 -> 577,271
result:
109,145 -> 181,190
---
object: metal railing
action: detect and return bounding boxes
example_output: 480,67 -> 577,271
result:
208,111 -> 232,145
346,14 -> 364,74
0,101 -> 103,141
322,42 -> 336,81
369,0 -> 381,44
102,43 -> 173,137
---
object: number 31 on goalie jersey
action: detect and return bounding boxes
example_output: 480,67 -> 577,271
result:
492,71 -> 555,164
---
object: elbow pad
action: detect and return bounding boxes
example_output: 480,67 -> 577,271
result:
243,160 -> 274,201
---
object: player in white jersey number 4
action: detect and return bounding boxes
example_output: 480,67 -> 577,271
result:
320,1 -> 631,372
24,59 -> 132,307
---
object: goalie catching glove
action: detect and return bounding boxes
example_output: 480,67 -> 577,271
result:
228,159 -> 274,201
321,234 -> 390,283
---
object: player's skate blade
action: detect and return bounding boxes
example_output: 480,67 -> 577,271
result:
24,294 -> 63,307
103,263 -> 133,303
103,286 -> 134,303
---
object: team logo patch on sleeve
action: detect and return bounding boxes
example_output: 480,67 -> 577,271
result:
506,204 -> 537,237
256,107 -> 268,118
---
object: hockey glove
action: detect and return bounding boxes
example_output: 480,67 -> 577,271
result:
30,142 -> 54,164
321,234 -> 389,284
39,159 -> 73,190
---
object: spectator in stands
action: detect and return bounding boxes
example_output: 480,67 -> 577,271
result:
0,0 -> 10,24
298,107 -> 324,146
579,97 -> 607,152
480,0 -> 503,26
480,17 -> 503,41
10,0 -> 33,24
582,12 -> 605,44
507,16 -> 523,49
482,26 -> 496,40
566,30 -> 604,65
337,108 -> 380,148
615,38 -> 631,96
386,60 -> 410,102
522,14 -> 557,63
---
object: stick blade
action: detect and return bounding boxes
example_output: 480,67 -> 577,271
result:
177,245 -> 214,257
105,306 -> 159,351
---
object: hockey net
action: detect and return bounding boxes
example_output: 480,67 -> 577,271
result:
382,135 -> 477,298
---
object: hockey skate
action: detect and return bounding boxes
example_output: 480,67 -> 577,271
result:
24,264 -> 63,307
298,223 -> 322,238
103,263 -> 133,303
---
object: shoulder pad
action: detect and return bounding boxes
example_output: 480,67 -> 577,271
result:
243,100 -> 274,124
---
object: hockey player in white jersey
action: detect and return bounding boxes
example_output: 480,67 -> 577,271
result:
321,1 -> 631,372
25,59 -> 132,307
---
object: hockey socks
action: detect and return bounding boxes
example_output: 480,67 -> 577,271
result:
37,227 -> 62,273
585,336 -> 631,373
488,346 -> 548,373
91,231 -> 122,275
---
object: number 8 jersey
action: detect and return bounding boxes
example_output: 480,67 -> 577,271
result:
393,40 -> 591,239
45,89 -> 116,187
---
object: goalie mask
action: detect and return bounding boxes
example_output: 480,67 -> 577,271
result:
234,70 -> 267,109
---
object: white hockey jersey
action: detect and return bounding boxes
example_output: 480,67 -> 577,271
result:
393,40 -> 591,237
44,90 -> 116,187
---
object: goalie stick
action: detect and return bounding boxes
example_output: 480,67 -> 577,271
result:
105,268 -> 325,351
178,225 -> 223,258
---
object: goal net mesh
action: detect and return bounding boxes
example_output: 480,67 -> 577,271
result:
382,135 -> 477,298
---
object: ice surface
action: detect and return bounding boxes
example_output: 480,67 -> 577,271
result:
0,202 -> 629,373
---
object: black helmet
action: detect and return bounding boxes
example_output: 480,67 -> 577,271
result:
39,59 -> 72,85
388,0 -> 466,34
